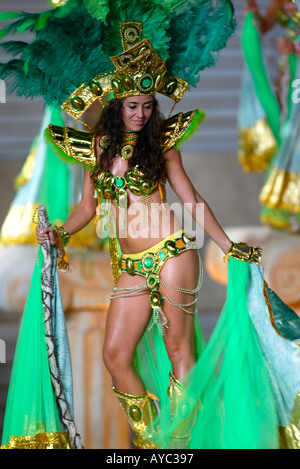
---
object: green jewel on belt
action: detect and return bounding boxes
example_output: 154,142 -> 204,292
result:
146,273 -> 160,290
142,252 -> 157,272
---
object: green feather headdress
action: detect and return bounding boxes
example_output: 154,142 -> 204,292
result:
0,0 -> 236,119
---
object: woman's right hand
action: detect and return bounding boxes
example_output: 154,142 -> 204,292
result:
35,225 -> 57,246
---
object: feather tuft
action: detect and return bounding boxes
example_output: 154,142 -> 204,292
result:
0,0 -> 236,107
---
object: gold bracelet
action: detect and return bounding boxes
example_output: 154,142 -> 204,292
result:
55,226 -> 71,247
227,241 -> 263,264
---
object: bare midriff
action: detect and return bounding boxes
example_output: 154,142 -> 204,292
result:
104,155 -> 183,254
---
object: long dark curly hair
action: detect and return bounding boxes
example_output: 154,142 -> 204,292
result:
90,97 -> 165,184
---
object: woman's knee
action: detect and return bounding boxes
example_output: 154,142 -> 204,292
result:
102,340 -> 131,376
163,333 -> 194,364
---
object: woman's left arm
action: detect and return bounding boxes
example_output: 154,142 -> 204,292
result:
165,148 -> 231,254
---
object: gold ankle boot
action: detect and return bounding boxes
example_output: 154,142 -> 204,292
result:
113,386 -> 159,449
168,372 -> 200,449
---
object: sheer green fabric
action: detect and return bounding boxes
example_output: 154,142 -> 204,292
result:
1,249 -> 63,447
38,107 -> 70,226
135,257 -> 279,449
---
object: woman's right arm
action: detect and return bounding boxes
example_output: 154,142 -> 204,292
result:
249,0 -> 285,33
36,169 -> 98,245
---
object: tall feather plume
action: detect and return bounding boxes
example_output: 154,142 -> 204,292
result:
0,0 -> 235,107
166,0 -> 236,87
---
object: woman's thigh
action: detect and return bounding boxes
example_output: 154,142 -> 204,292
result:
159,249 -> 200,345
104,272 -> 152,363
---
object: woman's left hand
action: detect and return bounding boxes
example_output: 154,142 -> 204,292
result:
35,225 -> 57,246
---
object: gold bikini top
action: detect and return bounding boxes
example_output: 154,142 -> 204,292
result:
45,109 -> 204,206
94,130 -> 159,208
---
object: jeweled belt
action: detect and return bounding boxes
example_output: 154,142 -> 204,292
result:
121,232 -> 197,284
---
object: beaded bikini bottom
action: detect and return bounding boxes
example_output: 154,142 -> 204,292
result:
111,230 -> 203,333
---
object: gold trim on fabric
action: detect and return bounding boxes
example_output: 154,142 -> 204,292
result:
260,168 -> 300,213
263,281 -> 282,336
0,203 -> 39,245
260,212 -> 291,231
122,230 -> 184,260
47,125 -> 96,167
1,431 -> 72,450
279,391 -> 300,449
238,119 -> 277,172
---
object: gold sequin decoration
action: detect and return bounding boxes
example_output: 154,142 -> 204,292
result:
1,431 -> 72,449
238,119 -> 277,172
109,235 -> 121,285
279,391 -> 300,449
0,203 -> 38,246
112,386 -> 158,449
168,372 -> 201,445
263,281 -> 282,336
259,167 -> 300,213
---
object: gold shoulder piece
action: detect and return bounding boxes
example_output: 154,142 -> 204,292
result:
47,124 -> 97,168
162,110 -> 198,152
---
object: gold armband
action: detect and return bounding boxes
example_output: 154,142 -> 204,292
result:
227,241 -> 263,264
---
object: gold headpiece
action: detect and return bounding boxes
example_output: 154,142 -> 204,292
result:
61,21 -> 189,121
